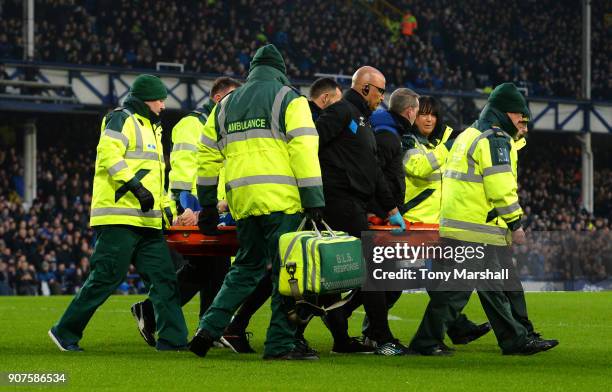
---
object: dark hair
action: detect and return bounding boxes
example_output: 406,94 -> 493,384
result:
417,96 -> 445,140
309,77 -> 341,100
211,77 -> 241,97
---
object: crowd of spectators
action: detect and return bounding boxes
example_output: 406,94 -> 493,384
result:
0,0 -> 609,100
515,137 -> 612,283
0,143 -> 147,296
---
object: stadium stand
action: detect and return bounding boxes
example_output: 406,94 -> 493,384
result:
0,0 -> 609,99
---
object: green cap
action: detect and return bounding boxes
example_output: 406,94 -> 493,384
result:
488,83 -> 530,119
130,74 -> 167,101
249,44 -> 287,74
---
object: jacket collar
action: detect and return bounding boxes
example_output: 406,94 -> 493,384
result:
123,94 -> 160,124
198,100 -> 216,116
344,88 -> 372,118
308,100 -> 322,121
388,111 -> 412,136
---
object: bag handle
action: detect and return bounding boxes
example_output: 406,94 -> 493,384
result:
298,217 -> 337,238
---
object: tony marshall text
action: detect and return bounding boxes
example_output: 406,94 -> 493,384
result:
373,268 -> 510,281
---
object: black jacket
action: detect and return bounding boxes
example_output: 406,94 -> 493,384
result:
308,100 -> 322,122
316,89 -> 395,211
369,109 -> 413,216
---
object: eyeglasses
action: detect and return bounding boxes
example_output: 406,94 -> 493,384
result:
367,83 -> 386,95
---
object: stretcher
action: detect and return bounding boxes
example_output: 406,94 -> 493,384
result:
165,225 -> 239,257
165,222 -> 440,257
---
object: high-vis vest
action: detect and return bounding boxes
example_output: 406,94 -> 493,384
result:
440,126 -> 523,245
169,105 -> 228,204
91,104 -> 171,229
197,82 -> 324,220
402,126 -> 453,224
169,109 -> 210,194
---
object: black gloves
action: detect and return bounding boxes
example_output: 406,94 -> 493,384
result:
126,178 -> 154,212
304,207 -> 324,224
198,206 -> 219,235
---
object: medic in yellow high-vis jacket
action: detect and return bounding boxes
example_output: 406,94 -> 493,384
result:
402,96 -> 454,224
440,83 -> 531,245
91,94 -> 173,229
168,78 -> 241,216
51,75 -> 189,352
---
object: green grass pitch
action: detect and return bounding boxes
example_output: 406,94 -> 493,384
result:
1,292 -> 610,391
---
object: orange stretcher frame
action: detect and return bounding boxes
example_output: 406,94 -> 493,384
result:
165,221 -> 439,257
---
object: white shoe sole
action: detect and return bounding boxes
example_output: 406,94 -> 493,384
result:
48,329 -> 68,352
219,336 -> 239,353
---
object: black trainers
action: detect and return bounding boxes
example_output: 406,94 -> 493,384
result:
189,329 -> 215,358
503,337 -> 556,355
131,301 -> 156,347
375,340 -> 408,356
295,337 -> 318,356
356,335 -> 378,349
263,346 -> 319,360
48,328 -> 83,352
220,331 -> 256,354
156,340 -> 189,351
407,344 -> 454,356
449,322 -> 491,345
331,337 -> 376,354
529,332 -> 559,352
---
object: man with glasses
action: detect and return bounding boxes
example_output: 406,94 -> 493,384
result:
315,66 -> 406,355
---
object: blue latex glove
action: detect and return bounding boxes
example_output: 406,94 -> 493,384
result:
389,211 -> 406,232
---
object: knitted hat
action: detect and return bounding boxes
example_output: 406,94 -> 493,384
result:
249,44 -> 287,74
130,74 -> 167,101
488,83 -> 530,119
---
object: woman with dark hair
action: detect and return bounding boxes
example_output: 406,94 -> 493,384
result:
402,95 -> 454,224
402,96 -> 491,352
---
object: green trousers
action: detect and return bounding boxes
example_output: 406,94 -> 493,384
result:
53,225 -> 188,347
498,246 -> 534,334
410,239 -> 528,354
198,212 -> 302,357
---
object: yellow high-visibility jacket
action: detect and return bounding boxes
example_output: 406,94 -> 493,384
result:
90,95 -> 172,229
402,126 -> 453,223
196,57 -> 324,220
440,125 -> 523,245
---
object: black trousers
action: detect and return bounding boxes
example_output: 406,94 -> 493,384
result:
176,255 -> 231,317
321,190 -> 395,344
